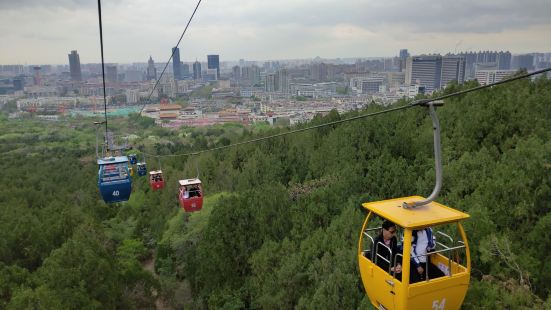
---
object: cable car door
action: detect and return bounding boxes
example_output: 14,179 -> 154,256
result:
359,214 -> 403,310
370,256 -> 401,310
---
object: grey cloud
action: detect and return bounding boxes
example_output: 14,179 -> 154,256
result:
22,32 -> 68,41
0,0 -> 120,10
197,0 -> 551,34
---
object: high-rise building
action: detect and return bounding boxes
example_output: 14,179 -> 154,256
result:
250,65 -> 261,85
106,65 -> 117,83
512,54 -> 535,71
147,56 -> 157,80
172,47 -> 182,80
13,78 -> 24,91
241,65 -> 260,86
399,49 -> 409,60
68,50 -> 82,81
458,51 -> 511,79
405,55 -> 442,93
440,55 -> 466,88
232,66 -> 241,80
265,73 -> 277,92
399,49 -> 410,71
277,69 -> 289,93
241,67 -> 251,83
182,63 -> 190,78
497,52 -> 512,70
33,66 -> 42,86
193,61 -> 202,80
311,63 -> 328,81
207,55 -> 220,78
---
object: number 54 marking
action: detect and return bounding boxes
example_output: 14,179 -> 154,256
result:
432,298 -> 446,310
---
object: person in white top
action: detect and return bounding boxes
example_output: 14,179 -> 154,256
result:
410,228 -> 436,282
183,187 -> 190,199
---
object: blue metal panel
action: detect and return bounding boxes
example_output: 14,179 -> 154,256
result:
99,179 -> 132,203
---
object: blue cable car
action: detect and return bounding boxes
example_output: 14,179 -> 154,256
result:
98,156 -> 132,203
137,162 -> 147,176
128,154 -> 137,165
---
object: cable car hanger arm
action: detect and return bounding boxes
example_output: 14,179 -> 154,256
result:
403,102 -> 442,209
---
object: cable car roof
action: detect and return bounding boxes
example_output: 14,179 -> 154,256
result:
97,156 -> 129,165
149,170 -> 162,175
362,196 -> 469,229
178,178 -> 201,186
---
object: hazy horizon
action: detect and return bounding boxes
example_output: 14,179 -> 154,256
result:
4,52 -> 551,67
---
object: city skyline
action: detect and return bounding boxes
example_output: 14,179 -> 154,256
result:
1,0 -> 551,65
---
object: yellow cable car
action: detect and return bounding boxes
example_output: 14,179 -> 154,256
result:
358,101 -> 471,309
358,196 -> 470,310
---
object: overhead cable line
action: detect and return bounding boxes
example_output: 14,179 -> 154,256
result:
97,0 -> 109,143
139,0 -> 203,116
143,67 -> 551,159
144,104 -> 415,158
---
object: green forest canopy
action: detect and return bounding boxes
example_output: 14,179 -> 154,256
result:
1,75 -> 551,309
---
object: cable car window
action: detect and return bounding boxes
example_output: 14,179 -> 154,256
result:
101,163 -> 128,182
362,215 -> 404,280
409,223 -> 468,283
188,186 -> 201,198
151,173 -> 163,182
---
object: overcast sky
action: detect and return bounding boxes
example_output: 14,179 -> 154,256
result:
1,0 -> 551,65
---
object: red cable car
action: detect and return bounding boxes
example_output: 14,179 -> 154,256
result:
149,170 -> 165,191
178,178 -> 203,212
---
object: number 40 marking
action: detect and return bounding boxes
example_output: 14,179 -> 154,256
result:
112,190 -> 120,196
432,298 -> 446,310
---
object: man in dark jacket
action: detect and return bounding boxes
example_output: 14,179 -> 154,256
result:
372,220 -> 402,280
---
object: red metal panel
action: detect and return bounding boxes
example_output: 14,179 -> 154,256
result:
178,184 -> 203,212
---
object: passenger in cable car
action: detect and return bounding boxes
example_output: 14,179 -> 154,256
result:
410,227 -> 445,283
183,188 -> 190,199
189,185 -> 201,197
372,220 -> 403,280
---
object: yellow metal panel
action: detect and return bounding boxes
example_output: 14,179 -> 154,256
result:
406,273 -> 470,310
458,222 -> 472,272
362,196 -> 470,228
431,254 -> 467,275
359,255 -> 404,310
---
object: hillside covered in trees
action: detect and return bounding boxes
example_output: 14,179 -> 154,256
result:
1,75 -> 551,309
